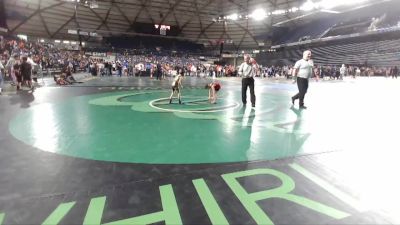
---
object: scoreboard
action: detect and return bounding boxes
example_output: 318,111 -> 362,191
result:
131,22 -> 180,36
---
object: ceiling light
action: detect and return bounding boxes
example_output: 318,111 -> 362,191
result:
250,9 -> 267,21
227,13 -> 239,20
272,9 -> 286,15
89,0 -> 98,9
300,0 -> 316,11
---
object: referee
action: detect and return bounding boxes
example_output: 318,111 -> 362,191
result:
238,54 -> 259,108
291,50 -> 317,109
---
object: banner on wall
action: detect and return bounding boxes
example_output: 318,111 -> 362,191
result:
87,52 -> 116,62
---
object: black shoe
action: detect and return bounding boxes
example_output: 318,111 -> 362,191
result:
179,99 -> 182,104
299,105 -> 307,109
252,104 -> 255,108
291,97 -> 295,105
169,99 -> 172,104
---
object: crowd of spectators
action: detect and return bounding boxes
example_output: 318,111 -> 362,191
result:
88,54 -> 237,79
257,64 -> 399,79
1,34 -> 399,93
0,35 -> 87,71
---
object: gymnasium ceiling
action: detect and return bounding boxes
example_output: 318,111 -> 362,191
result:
4,0 -> 388,49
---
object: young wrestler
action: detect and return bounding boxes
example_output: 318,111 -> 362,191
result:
169,69 -> 184,104
205,82 -> 221,104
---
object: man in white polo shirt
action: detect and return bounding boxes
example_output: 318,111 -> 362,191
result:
291,50 -> 317,109
238,54 -> 259,107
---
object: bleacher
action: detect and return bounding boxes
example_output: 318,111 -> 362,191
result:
271,19 -> 335,45
312,39 -> 400,65
259,0 -> 400,67
258,37 -> 400,67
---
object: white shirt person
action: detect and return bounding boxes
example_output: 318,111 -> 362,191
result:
291,50 -> 317,109
238,55 -> 259,107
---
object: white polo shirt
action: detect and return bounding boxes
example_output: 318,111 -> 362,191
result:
238,62 -> 256,78
293,59 -> 313,79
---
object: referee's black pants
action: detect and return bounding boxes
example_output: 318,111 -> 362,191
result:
293,77 -> 308,106
242,77 -> 255,106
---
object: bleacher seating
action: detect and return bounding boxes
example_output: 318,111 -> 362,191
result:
272,19 -> 335,45
258,38 -> 400,67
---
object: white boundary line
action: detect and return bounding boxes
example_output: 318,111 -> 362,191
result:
149,97 -> 240,113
